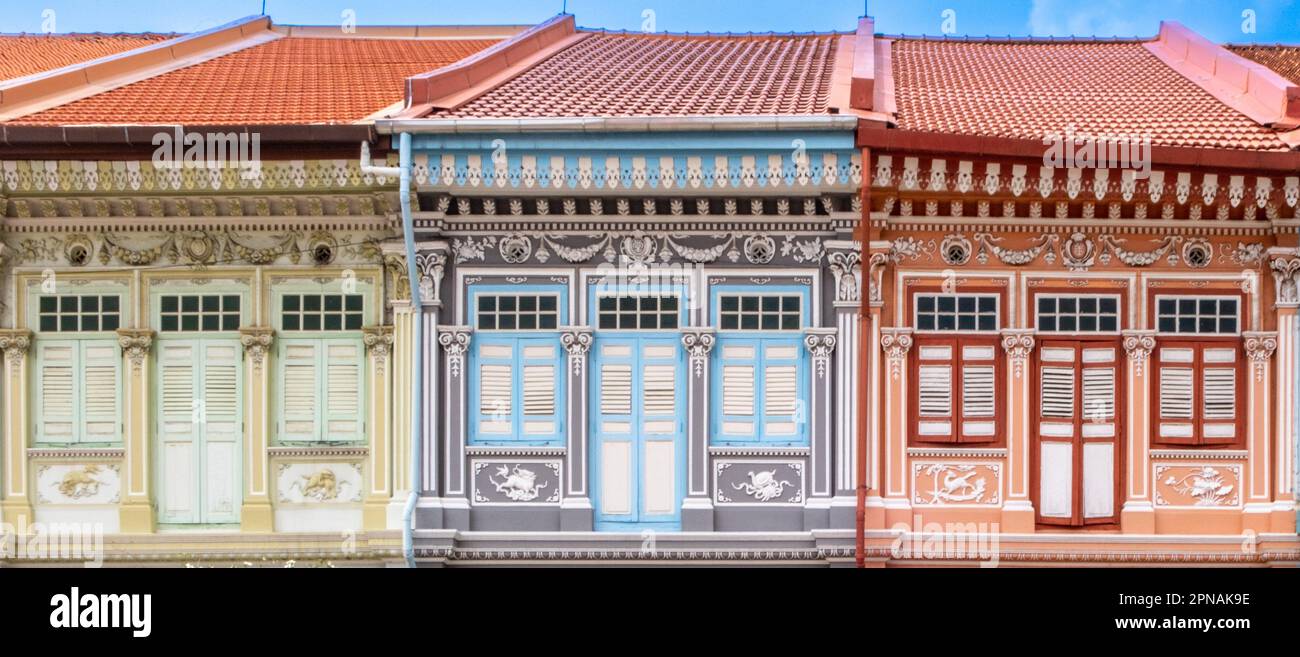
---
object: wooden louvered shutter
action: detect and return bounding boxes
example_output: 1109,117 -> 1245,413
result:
716,342 -> 758,442
323,340 -> 363,442
914,338 -> 956,443
1037,343 -> 1077,521
958,342 -> 998,443
80,342 -> 120,442
761,341 -> 802,442
640,340 -> 680,437
519,338 -> 561,442
35,342 -> 76,443
1080,345 -> 1118,522
1200,344 -> 1240,446
473,339 -> 514,441
279,340 -> 318,441
158,341 -> 198,522
201,341 -> 241,521
1155,343 -> 1197,446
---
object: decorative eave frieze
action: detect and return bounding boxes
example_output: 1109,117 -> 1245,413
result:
445,229 -> 833,268
1,159 -> 394,196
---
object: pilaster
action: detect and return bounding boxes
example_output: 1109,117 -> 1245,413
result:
362,325 -> 395,530
0,330 -> 32,524
116,328 -> 155,533
1120,330 -> 1157,533
879,326 -> 913,528
559,326 -> 594,531
679,327 -> 716,531
803,327 -> 837,530
437,326 -> 473,530
999,329 -> 1036,532
238,327 -> 274,532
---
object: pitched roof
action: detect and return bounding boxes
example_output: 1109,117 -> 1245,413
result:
434,31 -> 846,118
0,33 -> 174,82
12,35 -> 503,125
1228,44 -> 1300,85
888,38 -> 1292,151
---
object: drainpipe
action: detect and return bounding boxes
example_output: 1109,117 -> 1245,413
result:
855,145 -> 871,569
360,135 -> 421,568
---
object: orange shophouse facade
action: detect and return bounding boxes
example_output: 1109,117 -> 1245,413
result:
853,23 -> 1300,565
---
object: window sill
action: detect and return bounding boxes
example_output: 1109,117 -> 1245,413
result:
466,445 -> 566,457
268,445 -> 369,458
28,446 -> 125,459
1150,448 -> 1248,460
907,446 -> 1007,458
708,445 -> 810,457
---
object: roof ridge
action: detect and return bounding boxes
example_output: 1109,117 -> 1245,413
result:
883,34 -> 1153,43
0,32 -> 179,38
577,27 -> 852,38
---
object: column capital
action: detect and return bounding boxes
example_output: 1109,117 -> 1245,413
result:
559,326 -> 594,376
116,328 -> 155,370
0,328 -> 32,366
1121,330 -> 1157,376
879,327 -> 913,380
363,325 -> 396,374
1243,331 -> 1278,383
437,326 -> 473,378
826,247 -> 862,305
1268,247 -> 1300,308
679,327 -> 716,378
416,250 -> 449,306
802,328 -> 838,379
239,327 -> 274,372
1000,329 -> 1036,379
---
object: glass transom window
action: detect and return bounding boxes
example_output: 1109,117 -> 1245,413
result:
281,294 -> 363,331
597,295 -> 679,330
1036,295 -> 1120,333
719,294 -> 801,331
1155,296 -> 1239,335
476,294 -> 559,331
38,295 -> 122,333
160,295 -> 241,332
915,294 -> 998,332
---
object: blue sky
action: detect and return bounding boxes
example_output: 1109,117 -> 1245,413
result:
1,0 -> 1297,43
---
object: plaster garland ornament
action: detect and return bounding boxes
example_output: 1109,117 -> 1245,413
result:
802,329 -> 838,379
679,328 -> 717,378
879,328 -> 914,380
559,327 -> 594,376
974,233 -> 1058,266
999,330 -> 1036,379
0,329 -> 32,367
451,236 -> 496,264
1122,330 -> 1157,377
1243,332 -> 1278,383
437,327 -> 473,378
116,329 -> 154,370
1098,235 -> 1181,267
239,327 -> 274,372
1061,232 -> 1097,271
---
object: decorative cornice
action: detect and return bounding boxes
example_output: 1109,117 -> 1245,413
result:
1243,331 -> 1278,382
115,329 -> 154,370
879,327 -> 914,380
559,327 -> 594,377
679,328 -> 717,378
437,326 -> 473,378
999,329 -> 1036,379
802,328 -> 838,379
0,328 -> 32,367
239,327 -> 274,373
1122,330 -> 1158,376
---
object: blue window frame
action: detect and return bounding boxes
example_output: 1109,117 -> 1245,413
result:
710,285 -> 811,446
467,284 -> 568,446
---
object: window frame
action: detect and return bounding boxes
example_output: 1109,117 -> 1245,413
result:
1031,292 -> 1125,335
709,284 -> 812,447
909,335 -> 1005,446
1149,338 -> 1246,448
1150,292 -> 1244,337
911,292 -> 1002,335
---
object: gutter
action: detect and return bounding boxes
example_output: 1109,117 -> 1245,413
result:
0,123 -> 374,148
360,136 -> 421,569
376,115 -> 860,135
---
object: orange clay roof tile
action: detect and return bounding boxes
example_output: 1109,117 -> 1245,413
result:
889,39 -> 1291,152
1227,44 -> 1300,85
435,31 -> 843,118
0,33 -> 175,82
14,35 -> 502,125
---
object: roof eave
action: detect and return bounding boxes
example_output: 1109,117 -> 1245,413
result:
376,115 -> 861,135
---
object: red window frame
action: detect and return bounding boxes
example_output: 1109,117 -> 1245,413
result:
909,335 -> 1005,446
1150,338 -> 1246,448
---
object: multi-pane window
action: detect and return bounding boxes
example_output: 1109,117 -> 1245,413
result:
915,294 -> 998,332
597,295 -> 679,330
1152,342 -> 1243,447
1155,296 -> 1239,335
1036,295 -> 1120,333
160,295 -> 241,332
712,288 -> 809,446
476,294 -> 560,331
37,295 -> 121,333
719,294 -> 801,331
912,338 -> 1002,444
280,294 -> 363,331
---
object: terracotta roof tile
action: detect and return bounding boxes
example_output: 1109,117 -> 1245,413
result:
890,39 -> 1291,152
1227,44 -> 1300,85
436,31 -> 842,118
14,36 -> 502,125
0,33 -> 174,82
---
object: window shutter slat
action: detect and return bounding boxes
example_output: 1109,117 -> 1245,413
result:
763,364 -> 798,418
280,341 -> 318,441
479,364 -> 513,415
36,343 -> 76,442
918,366 -> 952,416
203,344 -> 239,419
323,341 -> 363,442
1159,368 -> 1194,419
1202,368 -> 1235,420
1082,368 -> 1115,420
642,364 -> 676,416
1041,367 -> 1075,418
522,364 -> 556,416
81,343 -> 120,442
600,364 -> 632,416
961,365 -> 995,417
